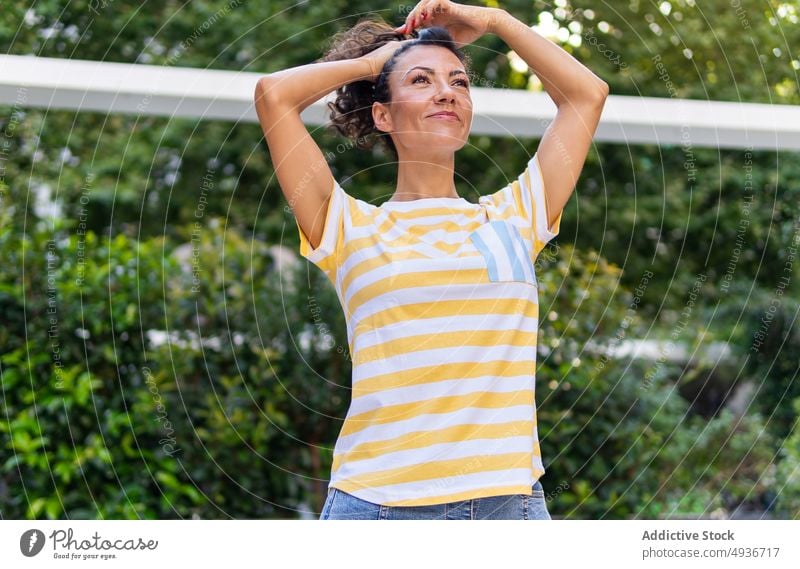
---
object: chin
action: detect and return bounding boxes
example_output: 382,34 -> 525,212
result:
419,132 -> 467,149
396,131 -> 468,154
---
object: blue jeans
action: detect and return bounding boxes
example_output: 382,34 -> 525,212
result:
319,480 -> 552,520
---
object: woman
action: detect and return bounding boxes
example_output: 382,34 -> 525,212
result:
254,0 -> 608,520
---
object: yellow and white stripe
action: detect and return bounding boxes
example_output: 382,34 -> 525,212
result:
295,151 -> 562,506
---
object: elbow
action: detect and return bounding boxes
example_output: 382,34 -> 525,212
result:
557,79 -> 609,110
254,76 -> 275,108
596,80 -> 610,99
254,76 -> 288,122
580,80 -> 609,111
590,79 -> 610,104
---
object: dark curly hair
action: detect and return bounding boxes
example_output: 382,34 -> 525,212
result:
316,14 -> 472,161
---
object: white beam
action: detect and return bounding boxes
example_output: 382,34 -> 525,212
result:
2,54 -> 799,150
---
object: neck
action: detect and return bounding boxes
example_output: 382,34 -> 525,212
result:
389,148 -> 458,202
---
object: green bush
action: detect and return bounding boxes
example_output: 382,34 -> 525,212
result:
0,214 -> 192,518
732,291 -> 800,441
535,244 -> 776,519
0,213 -> 350,518
773,397 -> 800,518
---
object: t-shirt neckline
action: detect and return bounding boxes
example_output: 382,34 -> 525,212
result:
380,196 -> 470,208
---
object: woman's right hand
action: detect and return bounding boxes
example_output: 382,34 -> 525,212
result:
360,39 -> 415,82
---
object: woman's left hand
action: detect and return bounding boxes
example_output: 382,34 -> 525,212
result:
393,0 -> 501,48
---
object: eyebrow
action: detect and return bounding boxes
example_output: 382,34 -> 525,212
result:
403,66 -> 469,81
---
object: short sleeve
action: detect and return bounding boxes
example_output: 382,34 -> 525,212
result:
480,150 -> 562,262
294,177 -> 347,284
524,152 -> 562,248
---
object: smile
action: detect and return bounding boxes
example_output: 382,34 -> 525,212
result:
428,113 -> 459,121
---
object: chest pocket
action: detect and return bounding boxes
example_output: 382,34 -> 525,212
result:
468,220 -> 538,286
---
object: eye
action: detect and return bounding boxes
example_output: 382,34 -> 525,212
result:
411,73 -> 470,88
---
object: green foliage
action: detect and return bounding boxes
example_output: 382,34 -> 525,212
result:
773,398 -> 800,518
731,291 -> 800,442
0,214 -> 350,518
0,215 -> 193,518
535,245 -> 776,518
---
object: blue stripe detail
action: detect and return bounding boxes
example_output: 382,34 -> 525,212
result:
513,224 -> 537,284
470,231 -> 499,281
507,223 -> 537,284
493,221 -> 526,282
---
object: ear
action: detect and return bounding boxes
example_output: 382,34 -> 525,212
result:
372,101 -> 393,133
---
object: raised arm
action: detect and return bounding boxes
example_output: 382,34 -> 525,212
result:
491,9 -> 609,231
254,35 -> 413,250
254,58 -> 373,250
395,1 -> 608,231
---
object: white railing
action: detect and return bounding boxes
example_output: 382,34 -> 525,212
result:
2,54 -> 799,150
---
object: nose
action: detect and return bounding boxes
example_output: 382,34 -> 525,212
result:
434,80 -> 457,103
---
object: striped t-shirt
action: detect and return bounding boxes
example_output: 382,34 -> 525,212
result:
294,151 -> 562,506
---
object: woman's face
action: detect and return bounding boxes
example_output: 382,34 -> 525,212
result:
373,45 -> 473,156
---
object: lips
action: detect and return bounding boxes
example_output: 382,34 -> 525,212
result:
428,111 -> 459,121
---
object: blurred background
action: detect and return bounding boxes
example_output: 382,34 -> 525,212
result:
1,0 -> 798,520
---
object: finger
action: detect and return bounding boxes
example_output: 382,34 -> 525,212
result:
404,1 -> 429,33
419,0 -> 439,25
398,4 -> 419,33
395,15 -> 413,33
408,2 -> 425,33
395,9 -> 414,33
420,0 -> 436,22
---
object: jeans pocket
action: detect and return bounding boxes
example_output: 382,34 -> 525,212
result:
324,488 -> 383,520
528,480 -> 552,520
469,220 -> 537,285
